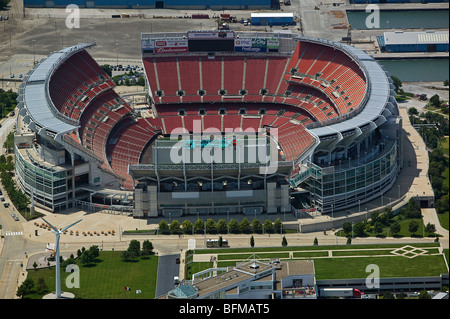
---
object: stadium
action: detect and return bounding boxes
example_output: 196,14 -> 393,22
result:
15,30 -> 401,218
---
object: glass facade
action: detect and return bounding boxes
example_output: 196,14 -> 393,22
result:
15,146 -> 68,211
304,141 -> 398,213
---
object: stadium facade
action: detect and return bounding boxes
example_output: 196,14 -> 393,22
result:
15,31 -> 401,218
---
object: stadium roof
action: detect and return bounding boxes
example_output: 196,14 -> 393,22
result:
18,42 -> 96,137
382,31 -> 449,45
307,43 -> 394,137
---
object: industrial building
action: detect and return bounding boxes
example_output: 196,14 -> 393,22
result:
250,12 -> 295,26
23,0 -> 272,9
377,30 -> 449,53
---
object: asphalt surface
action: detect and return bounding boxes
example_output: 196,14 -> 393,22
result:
155,253 -> 180,298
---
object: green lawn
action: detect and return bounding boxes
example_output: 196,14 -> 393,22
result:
25,251 -> 158,299
185,262 -> 213,281
189,243 -> 447,281
314,255 -> 448,280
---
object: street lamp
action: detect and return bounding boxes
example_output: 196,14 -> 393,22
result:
398,184 -> 401,199
358,199 -> 361,214
115,41 -> 119,66
331,204 -> 334,219
32,39 -> 36,65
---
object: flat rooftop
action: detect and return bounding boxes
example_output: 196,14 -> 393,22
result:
383,31 -> 449,45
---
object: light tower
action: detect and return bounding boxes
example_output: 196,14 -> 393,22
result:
42,217 -> 82,299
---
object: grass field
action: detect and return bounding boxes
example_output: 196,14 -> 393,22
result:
188,243 -> 448,282
25,251 -> 158,299
314,255 -> 447,280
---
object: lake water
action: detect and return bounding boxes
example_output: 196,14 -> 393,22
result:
347,10 -> 449,30
377,58 -> 449,82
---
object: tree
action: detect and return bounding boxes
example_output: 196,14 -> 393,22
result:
121,250 -> 138,262
16,278 -> 34,299
425,222 -> 436,236
281,236 -> 288,247
205,219 -> 216,233
390,221 -> 401,237
274,218 -> 283,233
36,277 -> 48,294
444,79 -> 449,87
137,76 -> 146,86
346,237 -> 352,245
159,220 -> 169,233
353,221 -> 366,237
33,262 -> 38,270
408,220 -> 419,236
80,250 -> 94,265
419,290 -> 431,299
170,220 -> 180,232
408,107 -> 419,116
391,75 -> 402,93
263,219 -> 273,233
0,0 -> 11,10
216,219 -> 227,234
252,218 -> 262,233
374,221 -> 384,236
88,245 -> 100,259
370,211 -> 380,225
182,220 -> 193,233
250,235 -> 255,248
127,240 -> 141,256
239,218 -> 251,233
342,222 -> 352,235
403,198 -> 421,219
100,64 -> 112,77
194,219 -> 205,233
228,219 -> 239,233
142,240 -> 154,256
313,237 -> 318,246
218,236 -> 223,247
382,291 -> 394,299
430,94 -> 441,108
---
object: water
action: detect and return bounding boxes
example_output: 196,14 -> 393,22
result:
378,58 -> 449,82
347,10 -> 449,30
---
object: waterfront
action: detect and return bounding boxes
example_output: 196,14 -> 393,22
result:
378,58 -> 449,82
347,9 -> 449,30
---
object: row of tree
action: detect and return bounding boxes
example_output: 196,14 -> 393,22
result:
0,154 -> 30,214
0,88 -> 17,119
341,200 -> 437,238
159,217 -> 285,234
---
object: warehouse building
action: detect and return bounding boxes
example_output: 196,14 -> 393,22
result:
250,12 -> 295,26
377,30 -> 449,53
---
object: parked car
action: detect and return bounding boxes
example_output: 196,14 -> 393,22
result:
4,202 -> 9,208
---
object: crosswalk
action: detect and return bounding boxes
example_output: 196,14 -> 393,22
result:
4,231 -> 23,237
